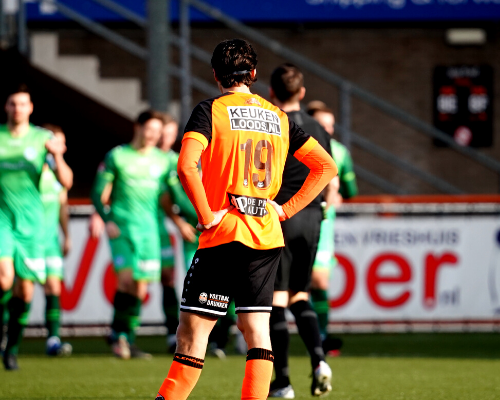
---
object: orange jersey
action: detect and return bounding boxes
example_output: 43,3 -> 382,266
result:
183,92 -> 316,250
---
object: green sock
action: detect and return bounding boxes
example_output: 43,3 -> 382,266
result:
127,296 -> 142,345
111,291 -> 134,341
0,288 -> 12,347
5,297 -> 31,355
45,295 -> 61,338
162,285 -> 179,336
311,289 -> 330,339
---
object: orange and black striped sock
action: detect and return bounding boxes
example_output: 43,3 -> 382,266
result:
241,348 -> 274,400
156,353 -> 204,400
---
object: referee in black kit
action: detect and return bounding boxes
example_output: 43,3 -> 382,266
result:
268,63 -> 334,398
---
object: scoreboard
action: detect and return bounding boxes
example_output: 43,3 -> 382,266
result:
433,65 -> 493,148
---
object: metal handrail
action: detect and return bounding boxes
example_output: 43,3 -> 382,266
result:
23,0 -> 492,194
336,126 -> 464,194
187,0 -> 500,177
45,0 -> 148,59
354,165 -> 403,195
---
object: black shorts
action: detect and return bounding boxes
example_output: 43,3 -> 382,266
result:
274,207 -> 322,293
180,242 -> 281,318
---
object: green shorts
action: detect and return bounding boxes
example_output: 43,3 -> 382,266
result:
110,229 -> 161,282
0,212 -> 46,283
159,220 -> 175,269
313,207 -> 336,273
45,235 -> 63,279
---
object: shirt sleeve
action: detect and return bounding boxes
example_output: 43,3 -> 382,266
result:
177,138 -> 214,225
282,142 -> 338,219
339,150 -> 358,199
90,151 -> 116,222
288,119 -> 312,155
183,100 -> 213,149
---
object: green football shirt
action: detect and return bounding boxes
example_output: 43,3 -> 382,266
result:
91,144 -> 176,235
0,124 -> 52,233
331,139 -> 358,199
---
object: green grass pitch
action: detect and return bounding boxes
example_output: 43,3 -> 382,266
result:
1,333 -> 499,400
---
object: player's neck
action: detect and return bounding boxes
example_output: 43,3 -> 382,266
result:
277,101 -> 301,112
7,120 -> 30,137
130,139 -> 153,154
221,85 -> 252,95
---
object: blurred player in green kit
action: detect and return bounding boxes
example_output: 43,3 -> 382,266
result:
40,124 -> 73,357
91,110 -> 196,359
307,101 -> 358,355
0,85 -> 73,370
88,114 -> 200,355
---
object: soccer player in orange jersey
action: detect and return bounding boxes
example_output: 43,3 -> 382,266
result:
154,39 -> 337,400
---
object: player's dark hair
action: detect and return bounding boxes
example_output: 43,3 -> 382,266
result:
5,83 -> 31,102
136,110 -> 165,125
306,100 -> 334,117
161,112 -> 177,125
270,63 -> 304,103
211,39 -> 258,89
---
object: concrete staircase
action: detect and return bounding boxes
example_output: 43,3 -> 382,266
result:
30,32 -> 148,120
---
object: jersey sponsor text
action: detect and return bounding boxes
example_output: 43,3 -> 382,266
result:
228,106 -> 281,136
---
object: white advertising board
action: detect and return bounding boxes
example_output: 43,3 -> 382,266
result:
29,215 -> 500,325
330,216 -> 500,321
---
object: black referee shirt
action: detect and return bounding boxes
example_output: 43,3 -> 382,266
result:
274,109 -> 332,210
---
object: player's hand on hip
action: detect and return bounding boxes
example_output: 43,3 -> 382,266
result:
268,199 -> 286,221
196,206 -> 234,232
45,136 -> 67,156
105,221 -> 121,239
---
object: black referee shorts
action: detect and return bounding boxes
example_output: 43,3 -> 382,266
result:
180,241 -> 281,318
274,207 -> 322,293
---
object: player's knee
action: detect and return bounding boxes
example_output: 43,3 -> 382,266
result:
13,280 -> 34,302
238,316 -> 269,346
44,278 -> 61,296
161,269 -> 174,287
117,271 -> 134,294
0,261 -> 15,290
136,282 -> 148,301
0,275 -> 14,291
288,291 -> 309,305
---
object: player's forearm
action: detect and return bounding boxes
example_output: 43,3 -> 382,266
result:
53,154 -> 73,190
59,202 -> 70,238
282,142 -> 338,219
90,178 -> 111,222
177,138 -> 214,225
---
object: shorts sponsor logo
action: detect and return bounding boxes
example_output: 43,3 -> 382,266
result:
206,293 -> 229,309
228,193 -> 269,218
114,256 -> 125,267
181,298 -> 186,303
227,106 -> 281,136
24,147 -> 37,161
199,292 -> 208,304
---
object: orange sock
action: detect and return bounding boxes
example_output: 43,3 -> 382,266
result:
156,353 -> 204,400
241,348 -> 274,400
